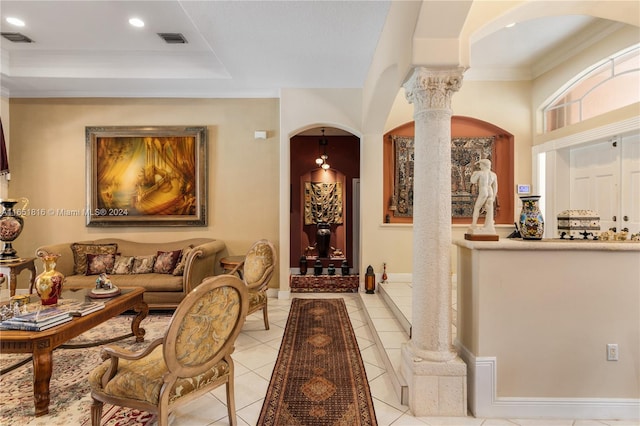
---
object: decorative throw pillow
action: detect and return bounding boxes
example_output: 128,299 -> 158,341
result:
172,246 -> 194,276
153,250 -> 181,274
71,243 -> 118,275
131,255 -> 156,274
112,255 -> 134,274
85,253 -> 115,276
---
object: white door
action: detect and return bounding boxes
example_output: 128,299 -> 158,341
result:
570,139 -> 620,232
621,133 -> 640,233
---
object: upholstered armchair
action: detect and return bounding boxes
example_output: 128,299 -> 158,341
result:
229,239 -> 276,330
88,275 -> 248,426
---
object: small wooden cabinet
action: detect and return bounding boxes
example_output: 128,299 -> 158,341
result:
290,274 -> 359,293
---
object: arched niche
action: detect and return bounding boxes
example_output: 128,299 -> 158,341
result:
382,116 -> 514,225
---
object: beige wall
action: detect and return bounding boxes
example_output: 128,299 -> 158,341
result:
457,241 -> 640,400
7,98 -> 280,287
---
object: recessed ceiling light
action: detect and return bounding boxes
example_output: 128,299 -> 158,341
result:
6,17 -> 25,27
505,22 -> 516,28
129,18 -> 145,28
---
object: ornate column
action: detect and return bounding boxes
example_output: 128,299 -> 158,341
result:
400,67 -> 467,416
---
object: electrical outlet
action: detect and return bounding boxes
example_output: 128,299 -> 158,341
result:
607,343 -> 619,361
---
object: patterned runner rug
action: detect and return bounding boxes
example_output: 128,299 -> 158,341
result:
258,298 -> 377,425
0,313 -> 171,425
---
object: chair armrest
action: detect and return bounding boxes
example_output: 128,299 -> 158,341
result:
99,338 -> 164,387
100,337 -> 163,361
184,240 -> 226,293
228,261 -> 245,277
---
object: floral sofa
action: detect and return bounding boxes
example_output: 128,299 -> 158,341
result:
35,238 -> 225,309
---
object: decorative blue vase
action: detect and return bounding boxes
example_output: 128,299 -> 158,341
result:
518,196 -> 544,240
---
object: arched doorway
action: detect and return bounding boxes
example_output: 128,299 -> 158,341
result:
289,127 -> 360,281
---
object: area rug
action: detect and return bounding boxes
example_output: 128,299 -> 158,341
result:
0,313 -> 171,425
257,298 -> 377,425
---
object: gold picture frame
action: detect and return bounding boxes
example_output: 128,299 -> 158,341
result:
86,126 -> 207,227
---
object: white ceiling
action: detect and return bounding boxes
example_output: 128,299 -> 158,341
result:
0,1 -> 619,99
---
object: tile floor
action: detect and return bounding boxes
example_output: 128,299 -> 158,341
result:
167,291 -> 638,426
5,287 -> 638,425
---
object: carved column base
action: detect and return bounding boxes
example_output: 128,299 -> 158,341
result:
400,343 -> 467,417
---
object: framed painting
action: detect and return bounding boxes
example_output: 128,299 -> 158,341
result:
85,126 -> 207,226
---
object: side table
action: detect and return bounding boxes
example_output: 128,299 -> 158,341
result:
0,257 -> 36,297
220,255 -> 245,279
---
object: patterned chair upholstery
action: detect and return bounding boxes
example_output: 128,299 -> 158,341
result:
88,275 -> 248,426
229,239 -> 276,330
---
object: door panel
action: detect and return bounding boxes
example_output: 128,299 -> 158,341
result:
570,140 -> 619,232
621,134 -> 640,233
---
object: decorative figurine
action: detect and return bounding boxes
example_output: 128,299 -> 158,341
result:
96,273 -> 113,290
465,159 -> 499,241
90,273 -> 120,298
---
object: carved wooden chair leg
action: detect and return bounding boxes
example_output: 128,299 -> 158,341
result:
227,374 -> 237,426
91,399 -> 103,426
263,305 -> 270,330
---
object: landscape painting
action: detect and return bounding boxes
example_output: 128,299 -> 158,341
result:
86,126 -> 207,226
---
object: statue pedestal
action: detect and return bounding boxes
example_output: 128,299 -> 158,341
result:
464,233 -> 499,241
465,227 -> 499,241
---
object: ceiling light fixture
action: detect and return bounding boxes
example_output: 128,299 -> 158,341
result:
6,17 -> 25,27
315,128 -> 330,171
505,22 -> 516,28
129,18 -> 145,28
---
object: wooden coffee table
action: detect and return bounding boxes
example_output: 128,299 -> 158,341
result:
0,287 -> 148,416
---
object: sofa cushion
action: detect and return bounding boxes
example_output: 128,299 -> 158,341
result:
86,253 -> 115,275
153,250 -> 181,274
172,246 -> 194,276
65,273 -> 184,292
71,243 -> 118,275
112,255 -> 134,274
132,255 -> 156,274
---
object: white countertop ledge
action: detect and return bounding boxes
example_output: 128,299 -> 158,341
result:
454,238 -> 640,251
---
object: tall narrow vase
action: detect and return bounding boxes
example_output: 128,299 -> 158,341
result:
0,198 -> 29,260
518,196 -> 544,240
35,253 -> 65,305
316,222 -> 331,258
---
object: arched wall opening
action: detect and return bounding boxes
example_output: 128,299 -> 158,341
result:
289,127 -> 361,271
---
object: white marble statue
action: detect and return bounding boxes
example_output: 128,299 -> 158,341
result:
468,158 -> 498,235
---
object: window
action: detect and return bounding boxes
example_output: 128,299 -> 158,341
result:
544,45 -> 640,132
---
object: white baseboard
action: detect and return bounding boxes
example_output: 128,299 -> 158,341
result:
457,343 -> 640,420
382,272 -> 412,283
378,273 -> 457,285
275,289 -> 289,299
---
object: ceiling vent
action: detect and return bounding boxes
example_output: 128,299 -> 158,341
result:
157,33 -> 188,44
1,32 -> 34,43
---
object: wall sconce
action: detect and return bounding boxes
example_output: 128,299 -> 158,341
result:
315,128 -> 330,170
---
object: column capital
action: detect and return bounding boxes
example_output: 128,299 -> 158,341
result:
403,67 -> 465,112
